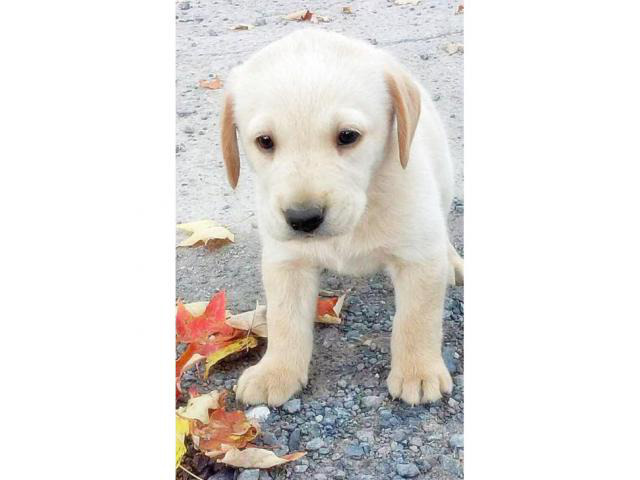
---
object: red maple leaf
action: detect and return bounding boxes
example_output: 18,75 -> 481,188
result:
176,291 -> 235,343
316,296 -> 339,317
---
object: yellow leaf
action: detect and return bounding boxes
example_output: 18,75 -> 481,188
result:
218,447 -> 306,469
204,336 -> 258,377
176,391 -> 224,424
177,220 -> 234,250
176,416 -> 190,468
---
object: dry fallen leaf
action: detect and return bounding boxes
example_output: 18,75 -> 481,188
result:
316,294 -> 346,324
342,6 -> 353,14
284,9 -> 313,21
176,292 -> 250,396
444,42 -> 464,55
394,0 -> 421,5
176,390 -> 224,424
177,291 -> 232,343
225,305 -> 268,337
177,220 -> 234,250
230,23 -> 254,30
191,407 -> 260,458
455,3 -> 464,15
199,77 -> 223,90
225,293 -> 348,335
218,447 -> 306,469
283,9 -> 331,23
204,335 -> 258,378
176,416 -> 190,468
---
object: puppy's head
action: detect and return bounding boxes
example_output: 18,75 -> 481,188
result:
221,30 -> 420,241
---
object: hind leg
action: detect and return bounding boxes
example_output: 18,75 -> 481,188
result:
448,242 -> 464,286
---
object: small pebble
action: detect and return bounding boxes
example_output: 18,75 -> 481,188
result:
396,463 -> 420,478
306,437 -> 325,450
288,428 -> 301,450
449,433 -> 464,449
344,443 -> 365,458
282,398 -> 301,413
237,470 -> 259,480
361,395 -> 383,409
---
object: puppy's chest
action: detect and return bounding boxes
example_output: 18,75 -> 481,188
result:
307,241 -> 386,276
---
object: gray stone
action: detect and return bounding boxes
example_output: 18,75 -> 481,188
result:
237,470 -> 260,480
443,345 -> 459,373
391,430 -> 406,442
396,463 -> 420,478
282,398 -> 301,413
361,395 -> 383,408
306,437 -> 325,450
449,433 -> 464,449
288,428 -> 300,450
409,436 -> 423,447
442,456 -> 462,477
356,429 -> 375,443
178,2 -> 191,11
337,379 -> 348,388
254,18 -> 267,26
344,443 -> 365,458
294,464 -> 308,473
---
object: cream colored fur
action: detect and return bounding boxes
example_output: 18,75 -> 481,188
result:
219,29 -> 463,406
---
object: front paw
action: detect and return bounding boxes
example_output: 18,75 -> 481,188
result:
387,357 -> 453,405
236,358 -> 307,406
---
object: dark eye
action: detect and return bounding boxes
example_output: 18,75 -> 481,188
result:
337,129 -> 360,146
256,135 -> 274,150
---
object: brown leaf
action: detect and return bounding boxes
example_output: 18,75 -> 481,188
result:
199,77 -> 223,90
191,407 -> 260,458
455,3 -> 464,15
342,6 -> 353,14
218,447 -> 306,469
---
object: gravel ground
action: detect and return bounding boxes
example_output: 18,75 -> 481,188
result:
176,1 -> 464,479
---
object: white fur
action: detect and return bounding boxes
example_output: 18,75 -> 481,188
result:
221,30 -> 463,406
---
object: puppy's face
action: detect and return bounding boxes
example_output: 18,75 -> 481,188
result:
221,31 -> 419,242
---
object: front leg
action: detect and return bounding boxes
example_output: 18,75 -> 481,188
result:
387,257 -> 453,405
236,259 -> 319,406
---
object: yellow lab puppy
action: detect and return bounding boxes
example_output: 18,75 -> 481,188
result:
220,29 -> 463,406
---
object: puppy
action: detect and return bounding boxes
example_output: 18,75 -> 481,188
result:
219,29 -> 463,406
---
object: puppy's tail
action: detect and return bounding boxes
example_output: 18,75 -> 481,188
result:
448,242 -> 464,287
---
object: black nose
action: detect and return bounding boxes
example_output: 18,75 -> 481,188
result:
284,206 -> 325,233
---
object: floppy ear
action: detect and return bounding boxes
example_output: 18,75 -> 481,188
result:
385,70 -> 421,169
221,93 -> 240,188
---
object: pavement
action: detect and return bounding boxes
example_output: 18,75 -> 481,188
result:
177,1 -> 464,478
